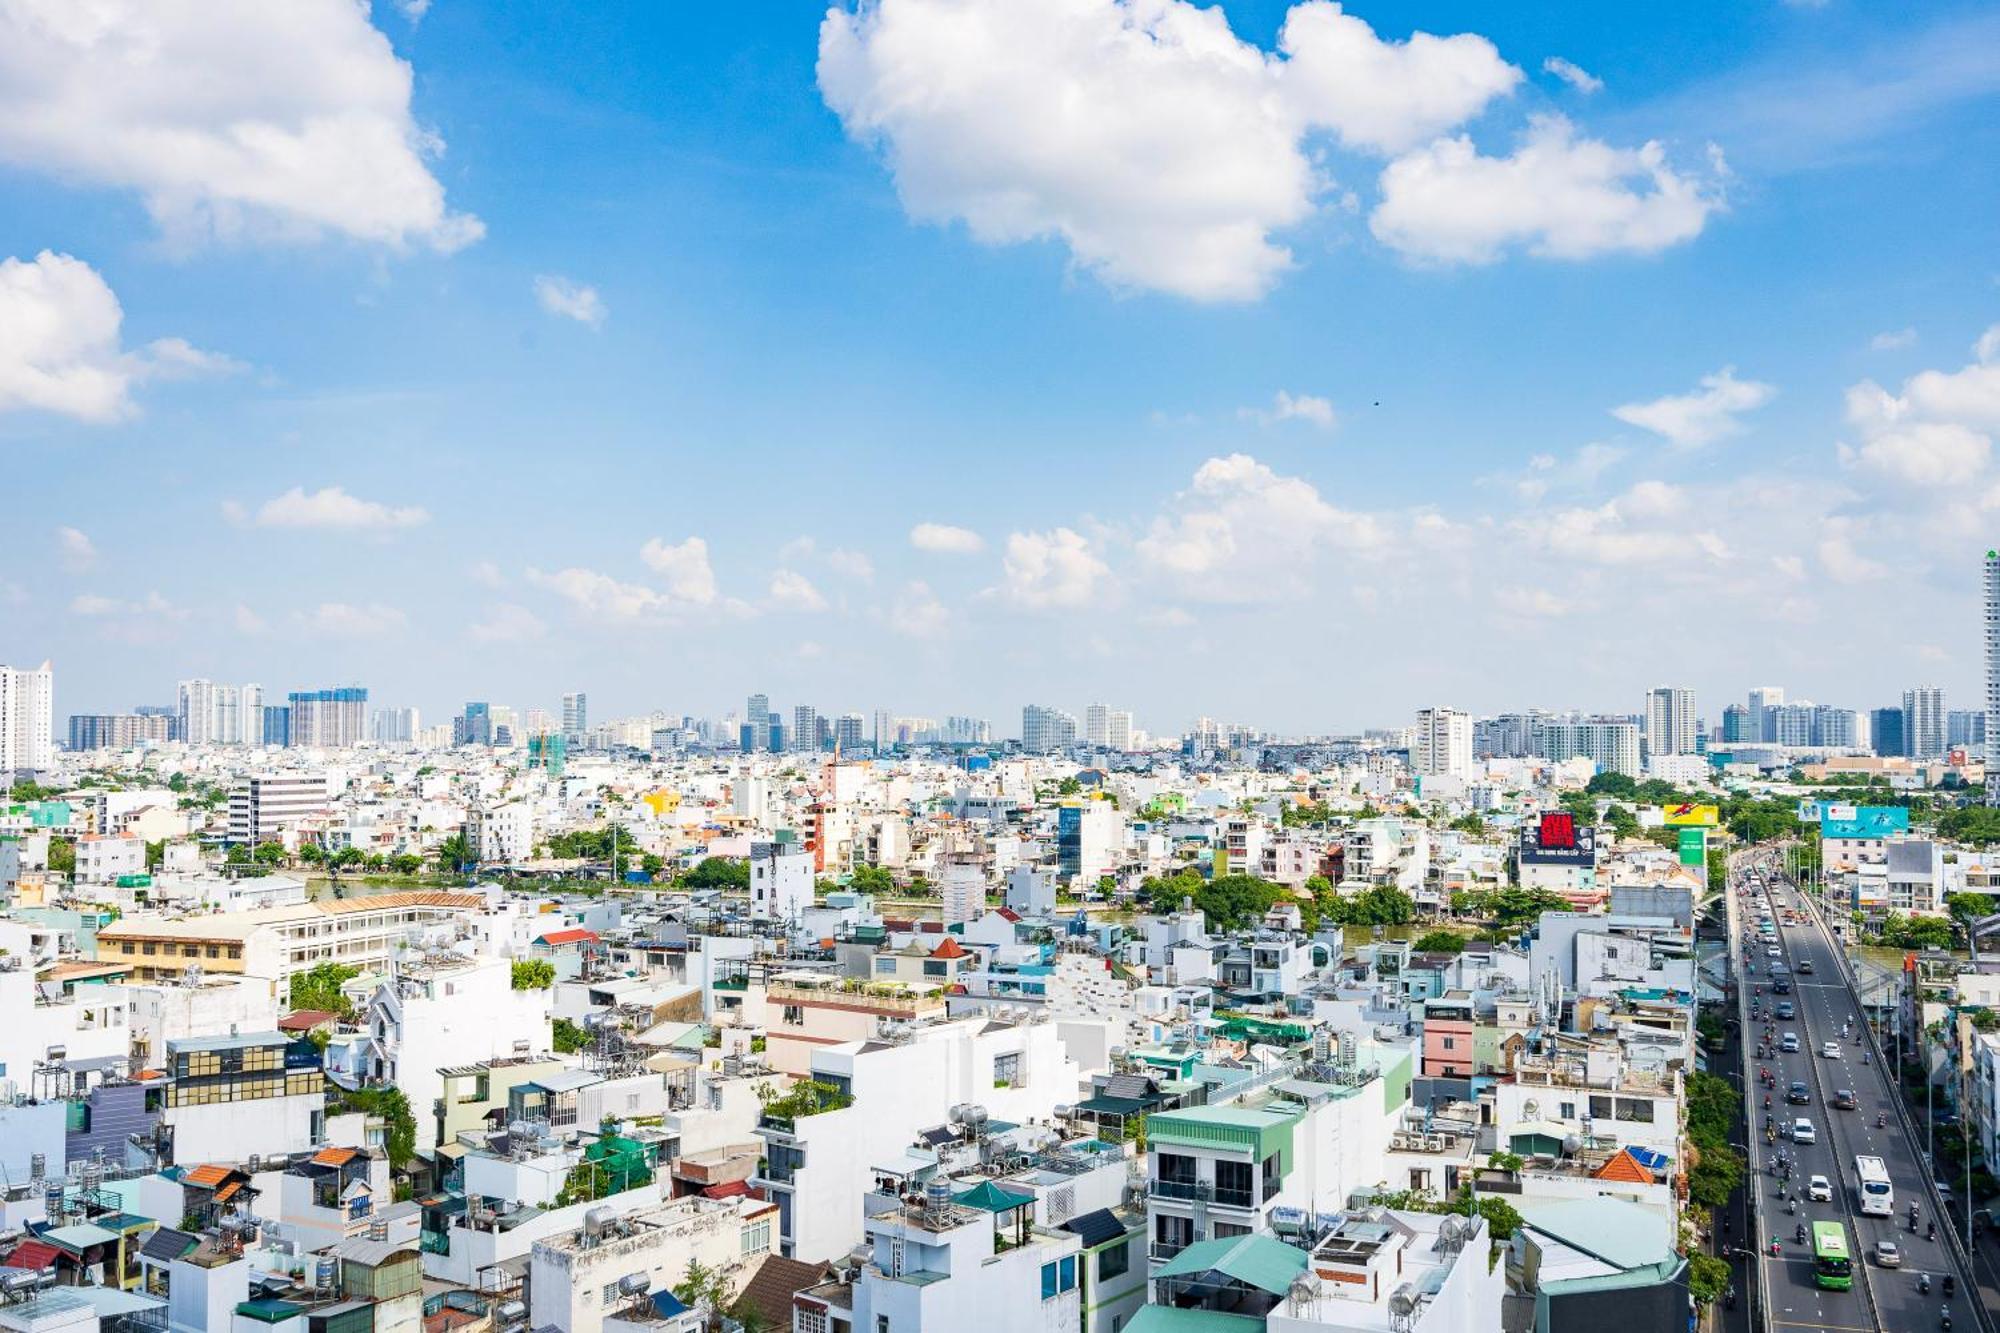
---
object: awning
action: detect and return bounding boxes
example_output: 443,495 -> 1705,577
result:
1152,1234 -> 1308,1296
952,1181 -> 1034,1214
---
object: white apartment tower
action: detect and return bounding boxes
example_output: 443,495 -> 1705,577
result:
0,661 -> 53,773
1644,685 -> 1697,756
1904,685 -> 1947,760
1084,702 -> 1110,748
1022,704 -> 1077,754
1747,685 -> 1785,743
1106,709 -> 1134,751
1986,550 -> 2000,770
1412,707 -> 1473,780
560,691 -> 587,740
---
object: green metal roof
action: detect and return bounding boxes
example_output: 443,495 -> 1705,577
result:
1125,1309 -> 1266,1333
1146,1103 -> 1302,1172
953,1180 -> 1034,1213
1152,1233 -> 1308,1295
1517,1197 -> 1675,1271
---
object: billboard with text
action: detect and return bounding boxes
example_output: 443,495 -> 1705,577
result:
1819,805 -> 1909,840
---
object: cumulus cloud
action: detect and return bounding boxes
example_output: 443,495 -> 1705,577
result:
56,526 -> 96,572
910,522 -> 985,554
70,590 -> 180,619
246,485 -> 429,531
533,275 -> 606,328
819,0 -> 1519,301
0,0 -> 481,251
0,251 -> 238,422
1511,480 -> 1731,566
468,602 -> 546,643
527,567 -> 667,622
1840,328 -> 2000,489
780,536 -> 874,579
1136,453 -> 1386,602
1371,116 -> 1723,265
295,601 -> 406,637
639,537 -> 719,604
1870,327 -> 1917,352
1541,56 -> 1603,93
1240,389 -> 1337,429
996,527 -> 1110,609
769,569 -> 829,612
1611,367 -> 1776,448
234,604 -> 269,635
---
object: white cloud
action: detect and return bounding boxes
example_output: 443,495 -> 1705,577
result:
769,569 -> 829,612
533,275 -> 606,329
295,601 -> 405,637
1840,330 -> 2000,490
1240,389 -> 1337,429
888,580 -> 951,639
1817,522 -> 1887,583
1136,452 -> 1386,602
1371,116 -> 1722,264
819,0 -> 1517,301
639,536 -> 719,604
468,602 -> 546,643
910,522 -> 985,554
1870,327 -> 1917,352
0,0 -> 480,251
56,526 -> 96,572
468,560 -> 506,589
247,485 -> 429,531
1494,585 -> 1570,618
1542,56 -> 1603,94
779,536 -> 873,579
1511,481 -> 1731,566
0,251 -> 236,422
996,527 -> 1110,609
397,0 -> 433,21
527,567 -> 666,622
233,603 -> 269,635
1611,367 -> 1776,448
70,590 -> 180,619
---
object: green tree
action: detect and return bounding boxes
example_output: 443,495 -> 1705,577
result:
47,838 -> 75,874
289,962 -> 362,1017
1686,1251 -> 1730,1305
144,840 -> 166,870
389,853 -> 423,875
511,959 -> 556,990
252,841 -> 288,867
296,842 -> 327,867
847,864 -> 895,895
1604,804 -> 1640,838
1411,929 -> 1466,954
434,833 -> 475,873
1584,772 -> 1638,799
1447,813 -> 1485,835
331,1086 -> 417,1170
1687,1142 -> 1743,1210
683,857 -> 751,890
553,1017 -> 592,1053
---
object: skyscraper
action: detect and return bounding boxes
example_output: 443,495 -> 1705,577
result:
1412,707 -> 1473,780
1644,686 -> 1697,757
288,687 -> 368,747
834,713 -> 865,754
1022,704 -> 1077,754
1871,707 -> 1905,759
561,692 -> 588,741
1084,703 -> 1110,748
872,709 -> 894,752
1903,686 -> 1946,760
1986,550 -> 2000,771
1747,686 -> 1785,743
0,661 -> 54,772
746,693 -> 770,752
178,678 -> 218,746
792,704 -> 820,753
1106,710 -> 1134,751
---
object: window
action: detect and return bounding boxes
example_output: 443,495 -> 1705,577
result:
1441,1037 -> 1456,1050
1098,1240 -> 1129,1280
741,1220 -> 772,1255
799,1312 -> 827,1333
603,1282 -> 621,1308
1616,1098 -> 1655,1123
877,1317 -> 890,1333
993,1052 -> 1021,1088
1213,1222 -> 1251,1239
782,1005 -> 805,1027
1040,1257 -> 1078,1299
1558,1101 -> 1575,1119
1214,1160 -> 1253,1208
1589,1096 -> 1614,1120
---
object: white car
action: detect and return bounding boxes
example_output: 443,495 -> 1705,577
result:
1766,945 -> 1782,958
1792,1119 -> 1817,1144
1781,1033 -> 1800,1052
1822,1041 -> 1841,1058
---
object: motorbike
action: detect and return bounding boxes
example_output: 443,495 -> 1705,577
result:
1863,1051 -> 1870,1065
1795,1223 -> 1806,1244
1921,1274 -> 1932,1295
1879,1113 -> 1887,1128
1764,1094 -> 1772,1109
1943,1276 -> 1955,1298
1788,1198 -> 1798,1215
1928,1222 -> 1936,1241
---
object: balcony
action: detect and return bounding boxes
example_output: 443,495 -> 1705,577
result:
1149,1241 -> 1188,1263
1147,1178 -> 1258,1209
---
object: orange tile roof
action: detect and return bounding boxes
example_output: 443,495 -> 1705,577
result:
312,1147 -> 358,1167
184,1165 -> 232,1188
929,937 -> 967,959
213,1181 -> 242,1203
1593,1148 -> 1654,1184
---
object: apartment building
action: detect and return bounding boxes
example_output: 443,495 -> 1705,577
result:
226,773 -> 330,845
95,891 -> 493,983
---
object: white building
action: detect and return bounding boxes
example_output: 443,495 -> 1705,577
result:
472,802 -> 537,864
1412,708 -> 1473,781
1532,717 -> 1640,778
226,773 -> 330,845
529,1195 -> 776,1333
1643,686 -> 1696,757
750,839 -> 813,921
0,660 -> 54,773
1904,685 -> 1947,760
73,833 -> 146,884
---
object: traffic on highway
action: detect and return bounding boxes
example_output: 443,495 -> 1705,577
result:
1729,854 -> 1983,1333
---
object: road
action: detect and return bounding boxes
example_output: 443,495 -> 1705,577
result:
1731,855 -> 1984,1333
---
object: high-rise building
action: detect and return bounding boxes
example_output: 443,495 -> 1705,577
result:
943,715 -> 990,745
792,704 -> 820,754
68,713 -> 174,751
561,692 -> 587,741
834,713 -> 865,754
370,707 -> 420,743
177,678 -> 218,746
241,683 -> 265,746
1903,686 -> 1946,760
1643,686 -> 1697,757
1768,702 -> 1815,748
1719,704 -> 1752,744
1811,705 -> 1861,749
454,702 -> 491,747
1476,712 -> 1542,758
288,687 -> 367,748
1531,716 -> 1640,778
1948,709 -> 1987,752
1412,707 -> 1473,780
746,693 -> 771,753
871,709 -> 894,752
1189,717 -> 1221,753
226,773 -> 330,844
1987,550 -> 2000,770
1084,703 -> 1110,748
1871,707 -> 1906,759
1106,710 -> 1134,752
262,706 -> 292,747
1021,704 -> 1077,754
0,661 -> 53,772
1747,686 -> 1785,742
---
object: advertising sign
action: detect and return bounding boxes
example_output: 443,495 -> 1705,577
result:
1518,822 -> 1596,867
1796,800 -> 1825,822
1659,803 -> 1720,827
1538,811 -> 1577,850
1819,806 -> 1909,841
1678,828 -> 1706,867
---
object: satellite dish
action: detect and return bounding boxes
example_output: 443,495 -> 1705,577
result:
1520,1098 -> 1540,1120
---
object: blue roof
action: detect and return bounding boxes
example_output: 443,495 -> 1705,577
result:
651,1291 -> 689,1317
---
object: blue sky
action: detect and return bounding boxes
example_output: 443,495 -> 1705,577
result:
1,0 -> 1997,735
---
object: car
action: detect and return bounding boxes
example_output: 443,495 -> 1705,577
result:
1766,945 -> 1782,958
1808,1174 -> 1832,1202
1781,1033 -> 1800,1053
1787,1081 -> 1812,1105
1797,959 -> 1814,974
1822,1041 -> 1841,1058
1792,1119 -> 1817,1144
1875,1239 -> 1902,1268
1775,1001 -> 1796,1019
1833,1088 -> 1858,1109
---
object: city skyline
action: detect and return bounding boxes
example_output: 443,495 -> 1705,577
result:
2,2 -> 1998,727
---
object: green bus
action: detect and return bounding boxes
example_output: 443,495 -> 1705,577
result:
1811,1221 -> 1852,1291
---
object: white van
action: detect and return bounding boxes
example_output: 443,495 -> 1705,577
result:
1792,1119 -> 1817,1145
